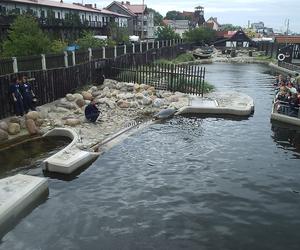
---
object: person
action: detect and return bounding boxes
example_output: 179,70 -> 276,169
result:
85,99 -> 101,122
20,76 -> 36,113
9,77 -> 24,117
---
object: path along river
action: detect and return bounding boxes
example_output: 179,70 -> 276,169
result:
1,63 -> 300,250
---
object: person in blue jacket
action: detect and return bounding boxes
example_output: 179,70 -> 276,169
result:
9,77 -> 24,117
85,99 -> 101,122
20,76 -> 36,113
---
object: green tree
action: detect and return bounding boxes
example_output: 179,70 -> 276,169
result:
148,8 -> 163,26
165,10 -> 185,20
220,24 -> 241,31
77,31 -> 106,49
2,15 -> 51,57
183,27 -> 216,45
108,22 -> 129,45
51,39 -> 68,53
155,26 -> 181,40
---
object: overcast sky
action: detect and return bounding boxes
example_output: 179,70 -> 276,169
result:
59,0 -> 300,33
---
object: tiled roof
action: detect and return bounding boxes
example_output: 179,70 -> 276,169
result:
275,36 -> 300,44
4,0 -> 101,13
123,3 -> 146,14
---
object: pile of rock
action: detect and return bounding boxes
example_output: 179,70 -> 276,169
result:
0,111 -> 45,143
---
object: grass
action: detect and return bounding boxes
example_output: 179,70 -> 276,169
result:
154,53 -> 195,65
255,54 -> 277,63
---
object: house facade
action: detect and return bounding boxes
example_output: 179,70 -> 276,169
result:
214,30 -> 252,48
106,1 -> 155,40
206,17 -> 220,31
0,0 -> 129,41
162,20 -> 189,37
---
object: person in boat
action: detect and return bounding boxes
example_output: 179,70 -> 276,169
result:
20,76 -> 36,113
9,77 -> 24,117
276,81 -> 289,101
288,93 -> 300,117
85,99 -> 101,123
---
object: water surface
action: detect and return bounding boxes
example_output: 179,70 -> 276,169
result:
1,63 -> 300,250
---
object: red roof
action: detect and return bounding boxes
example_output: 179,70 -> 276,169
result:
123,3 -> 146,14
216,31 -> 237,38
275,35 -> 300,44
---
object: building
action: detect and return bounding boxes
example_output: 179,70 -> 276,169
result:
0,0 -> 129,41
181,6 -> 205,28
205,17 -> 220,31
106,1 -> 154,40
251,21 -> 264,31
162,20 -> 189,37
214,30 -> 253,48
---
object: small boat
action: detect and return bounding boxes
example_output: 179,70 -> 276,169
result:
192,48 -> 213,59
271,99 -> 300,126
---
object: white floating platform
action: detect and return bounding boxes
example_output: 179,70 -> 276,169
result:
42,128 -> 99,174
177,92 -> 254,116
0,174 -> 48,237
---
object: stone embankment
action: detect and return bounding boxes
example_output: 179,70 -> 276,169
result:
0,79 -> 189,149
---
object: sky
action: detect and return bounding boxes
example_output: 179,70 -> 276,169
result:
58,0 -> 300,33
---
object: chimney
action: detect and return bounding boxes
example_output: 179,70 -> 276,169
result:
60,0 -> 63,3
126,1 -> 130,5
94,3 -> 97,8
85,4 -> 93,8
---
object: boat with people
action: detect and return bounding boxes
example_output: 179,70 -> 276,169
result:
271,74 -> 300,126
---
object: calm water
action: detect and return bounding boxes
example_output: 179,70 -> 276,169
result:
0,136 -> 71,178
1,63 -> 300,250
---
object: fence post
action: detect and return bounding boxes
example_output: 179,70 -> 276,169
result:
102,46 -> 106,59
124,45 -> 126,55
140,42 -> 142,53
152,40 -> 155,49
146,41 -> 149,51
12,57 -> 18,73
157,41 -> 160,49
64,51 -> 68,67
72,51 -> 76,66
41,54 -> 46,70
133,43 -> 135,53
88,48 -> 92,61
114,46 -> 117,58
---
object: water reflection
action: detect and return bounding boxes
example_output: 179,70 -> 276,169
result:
271,121 -> 300,158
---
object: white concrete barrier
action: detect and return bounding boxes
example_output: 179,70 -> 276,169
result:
42,128 -> 99,174
0,174 -> 48,237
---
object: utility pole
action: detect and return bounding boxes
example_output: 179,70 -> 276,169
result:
286,18 -> 289,35
141,0 -> 144,40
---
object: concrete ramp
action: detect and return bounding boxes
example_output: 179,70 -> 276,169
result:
0,174 -> 48,238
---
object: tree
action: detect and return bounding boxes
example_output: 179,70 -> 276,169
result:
147,8 -> 163,26
76,31 -> 106,49
51,39 -> 68,53
155,25 -> 181,41
108,22 -> 129,45
220,24 -> 241,31
2,15 -> 51,57
165,10 -> 185,20
183,27 -> 216,45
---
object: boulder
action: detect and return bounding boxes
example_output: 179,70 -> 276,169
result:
117,93 -> 135,100
92,90 -> 102,97
117,100 -> 130,108
9,117 -> 21,124
125,82 -> 134,92
81,91 -> 93,101
103,79 -> 117,89
168,95 -> 180,102
134,84 -> 141,92
76,99 -> 86,108
89,86 -> 98,93
96,98 -> 108,104
25,111 -> 39,120
55,107 -> 70,113
8,123 -> 20,135
135,93 -> 144,99
66,93 -> 75,101
73,93 -> 84,100
129,101 -> 139,108
25,119 -> 39,135
111,90 -> 119,97
0,129 -> 8,141
65,118 -> 81,127
147,86 -> 156,95
105,100 -> 116,109
141,97 -> 152,106
140,84 -> 149,90
56,100 -> 77,110
35,119 -> 44,127
0,121 -> 8,132
153,98 -> 165,108
116,82 -> 126,90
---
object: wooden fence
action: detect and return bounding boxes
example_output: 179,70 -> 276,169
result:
0,43 -> 192,119
111,63 -> 206,96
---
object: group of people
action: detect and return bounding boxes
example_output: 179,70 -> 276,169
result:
274,73 -> 300,117
9,76 -> 37,117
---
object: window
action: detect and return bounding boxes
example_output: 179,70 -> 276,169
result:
95,16 -> 97,22
89,15 -> 91,21
58,12 -> 61,19
41,10 -> 45,18
82,15 -> 85,21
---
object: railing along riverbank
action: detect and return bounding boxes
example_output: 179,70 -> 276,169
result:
0,42 -> 192,119
0,39 -> 184,76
